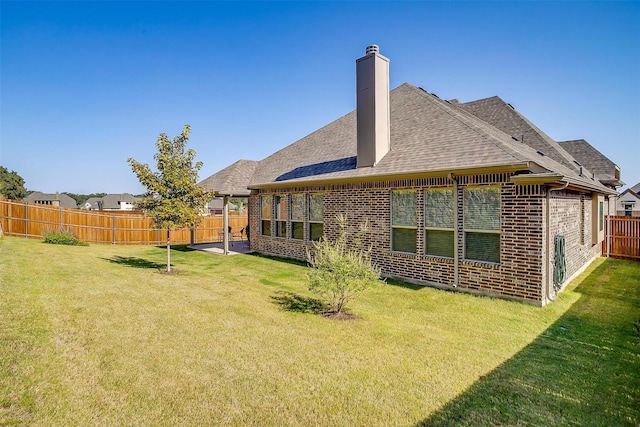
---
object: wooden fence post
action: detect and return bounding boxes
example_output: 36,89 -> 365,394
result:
25,201 -> 29,238
112,213 -> 116,244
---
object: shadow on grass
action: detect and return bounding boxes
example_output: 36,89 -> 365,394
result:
154,244 -> 195,252
385,278 -> 424,291
103,256 -> 167,270
248,252 -> 308,267
271,291 -> 328,314
417,259 -> 640,426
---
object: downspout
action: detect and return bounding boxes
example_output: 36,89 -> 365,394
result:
546,181 -> 569,303
448,173 -> 459,287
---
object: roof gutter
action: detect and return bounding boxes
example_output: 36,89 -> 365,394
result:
249,163 -> 530,190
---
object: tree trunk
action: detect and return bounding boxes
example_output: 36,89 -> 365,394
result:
166,228 -> 171,272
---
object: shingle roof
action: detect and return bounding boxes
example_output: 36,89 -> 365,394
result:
618,188 -> 640,203
100,193 -> 141,209
23,191 -> 77,208
247,83 -> 612,194
455,96 -> 585,174
631,182 -> 640,194
557,139 -> 624,187
199,159 -> 258,196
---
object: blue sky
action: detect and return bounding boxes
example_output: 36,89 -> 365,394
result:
2,1 -> 639,194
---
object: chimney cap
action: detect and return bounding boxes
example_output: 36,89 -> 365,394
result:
365,44 -> 379,55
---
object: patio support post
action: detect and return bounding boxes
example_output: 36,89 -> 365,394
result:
223,195 -> 229,255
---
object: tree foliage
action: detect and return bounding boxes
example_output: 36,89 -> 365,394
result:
127,125 -> 213,272
0,166 -> 27,200
306,214 -> 383,315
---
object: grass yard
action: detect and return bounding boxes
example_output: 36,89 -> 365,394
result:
1,236 -> 638,426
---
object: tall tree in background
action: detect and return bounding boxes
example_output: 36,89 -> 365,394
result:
0,166 -> 27,200
128,125 -> 213,272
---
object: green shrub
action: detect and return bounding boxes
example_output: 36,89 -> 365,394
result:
42,230 -> 87,246
306,214 -> 383,314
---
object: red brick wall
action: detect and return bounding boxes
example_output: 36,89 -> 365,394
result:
248,174 -> 602,305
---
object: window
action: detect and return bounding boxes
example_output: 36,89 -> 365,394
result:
290,194 -> 305,240
424,188 -> 455,257
260,195 -> 272,236
624,204 -> 633,217
599,201 -> 604,232
463,187 -> 500,263
308,194 -> 323,241
391,190 -> 417,253
274,195 -> 287,238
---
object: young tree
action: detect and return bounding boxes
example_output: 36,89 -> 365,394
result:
128,125 -> 213,272
0,166 -> 27,200
306,214 -> 383,316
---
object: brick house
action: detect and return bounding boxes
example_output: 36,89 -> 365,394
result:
201,45 -> 620,305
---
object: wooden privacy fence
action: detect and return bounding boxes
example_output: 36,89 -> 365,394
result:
604,216 -> 640,260
0,199 -> 248,245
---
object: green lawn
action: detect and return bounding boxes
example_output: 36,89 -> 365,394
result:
1,236 -> 638,426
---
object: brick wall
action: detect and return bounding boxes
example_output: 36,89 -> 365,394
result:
248,174 -> 602,305
547,189 -> 602,293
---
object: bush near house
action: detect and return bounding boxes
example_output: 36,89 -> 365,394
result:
306,214 -> 383,316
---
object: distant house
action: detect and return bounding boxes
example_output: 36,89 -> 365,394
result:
201,45 -> 620,305
80,197 -> 103,210
24,192 -> 77,208
79,194 -> 141,211
205,197 -> 237,215
616,185 -> 640,217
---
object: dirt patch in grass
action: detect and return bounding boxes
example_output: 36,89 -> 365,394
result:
322,311 -> 362,321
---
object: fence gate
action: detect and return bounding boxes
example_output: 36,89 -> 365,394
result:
604,216 -> 640,260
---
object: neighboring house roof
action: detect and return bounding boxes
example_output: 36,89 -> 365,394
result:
100,193 -> 140,209
82,197 -> 102,210
629,182 -> 640,194
245,83 -> 613,195
618,188 -> 640,202
199,159 -> 258,196
557,139 -> 624,188
23,191 -> 77,208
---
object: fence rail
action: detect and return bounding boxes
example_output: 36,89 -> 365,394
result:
0,199 -> 248,245
604,216 -> 640,260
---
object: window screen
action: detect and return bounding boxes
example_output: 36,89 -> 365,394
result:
290,194 -> 304,240
392,190 -> 417,253
308,194 -> 323,241
463,187 -> 500,263
260,195 -> 272,236
274,195 -> 287,238
424,188 -> 454,257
